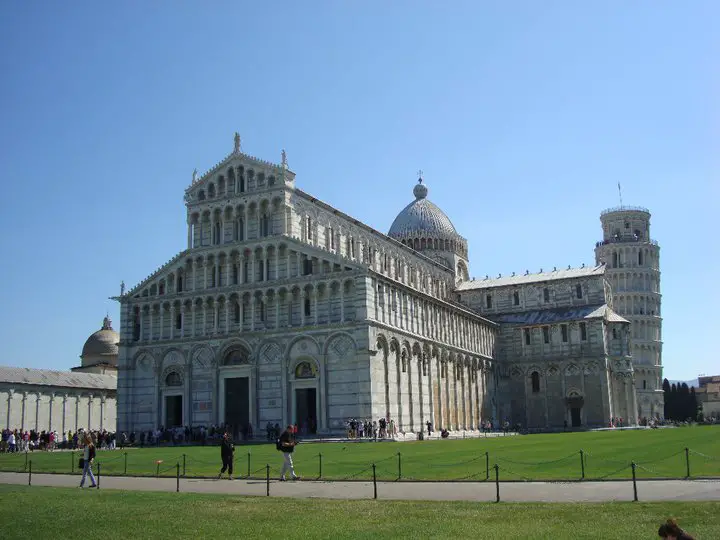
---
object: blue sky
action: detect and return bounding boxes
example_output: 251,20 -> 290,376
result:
0,2 -> 716,381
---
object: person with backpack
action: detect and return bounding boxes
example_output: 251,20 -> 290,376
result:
217,432 -> 235,480
277,425 -> 299,481
79,434 -> 97,488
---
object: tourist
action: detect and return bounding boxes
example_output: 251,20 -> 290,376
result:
79,434 -> 97,488
658,518 -> 695,539
277,425 -> 299,481
217,432 -> 235,480
426,420 -> 433,436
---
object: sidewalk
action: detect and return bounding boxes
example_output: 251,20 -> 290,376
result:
1,472 -> 718,502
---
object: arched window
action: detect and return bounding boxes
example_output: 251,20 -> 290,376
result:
531,371 -> 540,393
234,302 -> 240,323
165,372 -> 182,387
214,222 -> 221,245
304,298 -> 311,317
612,252 -> 618,268
638,251 -> 643,266
513,290 -> 520,306
177,276 -> 183,293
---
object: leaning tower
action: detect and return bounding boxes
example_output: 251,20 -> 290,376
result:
595,206 -> 663,421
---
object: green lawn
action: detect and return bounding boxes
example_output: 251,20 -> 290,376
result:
1,426 -> 718,481
0,485 -> 718,539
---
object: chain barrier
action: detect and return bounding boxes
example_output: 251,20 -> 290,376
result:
496,465 -> 534,482
642,449 -> 685,464
593,464 -> 630,480
496,453 -> 576,467
635,463 -> 664,477
689,450 -> 719,461
426,456 -> 481,468
583,452 -> 630,466
341,465 -> 375,481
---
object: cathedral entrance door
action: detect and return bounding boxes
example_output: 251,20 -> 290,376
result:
225,377 -> 250,440
295,388 -> 317,435
165,395 -> 183,428
570,407 -> 582,427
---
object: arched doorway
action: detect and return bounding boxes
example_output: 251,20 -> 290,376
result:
219,346 -> 253,440
291,360 -> 319,435
566,391 -> 584,427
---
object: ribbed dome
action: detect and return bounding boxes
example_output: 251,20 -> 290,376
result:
388,179 -> 457,238
80,317 -> 119,366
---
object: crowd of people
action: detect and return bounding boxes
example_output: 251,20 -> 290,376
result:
1,428 -> 117,453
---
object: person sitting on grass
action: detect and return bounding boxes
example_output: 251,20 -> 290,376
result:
658,518 -> 695,539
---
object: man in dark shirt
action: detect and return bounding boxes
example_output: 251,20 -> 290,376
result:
218,432 -> 235,480
277,425 -> 299,481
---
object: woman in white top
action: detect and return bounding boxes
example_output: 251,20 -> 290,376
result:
79,434 -> 97,488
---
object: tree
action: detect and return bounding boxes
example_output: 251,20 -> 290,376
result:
662,379 -> 671,419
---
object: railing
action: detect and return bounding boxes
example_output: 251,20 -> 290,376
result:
596,237 -> 659,247
601,205 -> 650,216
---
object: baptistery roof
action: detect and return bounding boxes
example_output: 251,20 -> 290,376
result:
388,178 -> 458,238
80,317 -> 119,365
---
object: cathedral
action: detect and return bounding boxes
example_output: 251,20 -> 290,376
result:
114,134 -> 663,437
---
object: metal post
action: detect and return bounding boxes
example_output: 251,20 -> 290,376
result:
318,453 -> 322,479
485,452 -> 489,480
124,452 -> 128,475
183,454 -> 186,477
156,462 -> 160,478
24,451 -> 28,472
372,463 -> 378,500
247,452 -> 251,479
28,460 -> 32,486
397,452 -> 402,481
494,464 -> 500,503
176,463 -> 180,493
631,462 -> 638,502
97,463 -> 101,489
580,449 -> 585,480
685,447 -> 690,478
71,451 -> 74,474
266,464 -> 270,496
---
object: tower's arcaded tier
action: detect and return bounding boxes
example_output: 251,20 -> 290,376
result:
595,206 -> 663,420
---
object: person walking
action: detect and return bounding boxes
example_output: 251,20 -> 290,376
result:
79,434 -> 97,488
217,432 -> 235,480
277,425 -> 299,481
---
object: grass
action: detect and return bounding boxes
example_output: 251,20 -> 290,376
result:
0,485 -> 718,539
1,426 -> 718,481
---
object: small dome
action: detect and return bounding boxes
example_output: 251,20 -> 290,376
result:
80,316 -> 119,366
388,178 -> 457,238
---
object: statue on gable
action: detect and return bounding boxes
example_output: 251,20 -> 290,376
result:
120,281 -> 125,296
234,132 -> 241,153
281,149 -> 287,167
192,169 -> 197,182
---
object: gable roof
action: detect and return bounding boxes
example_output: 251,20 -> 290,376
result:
456,264 -> 606,291
490,304 -> 628,326
0,366 -> 117,391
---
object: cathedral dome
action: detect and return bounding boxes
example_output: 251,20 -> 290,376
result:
388,178 -> 458,238
80,317 -> 119,367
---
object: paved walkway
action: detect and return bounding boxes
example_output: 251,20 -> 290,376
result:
1,472 -> 719,502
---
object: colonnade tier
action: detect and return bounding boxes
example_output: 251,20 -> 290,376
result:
375,334 -> 494,432
394,234 -> 469,260
191,163 -> 281,202
605,271 -> 661,295
595,243 -> 660,272
129,278 -> 358,343
131,242 -> 454,303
